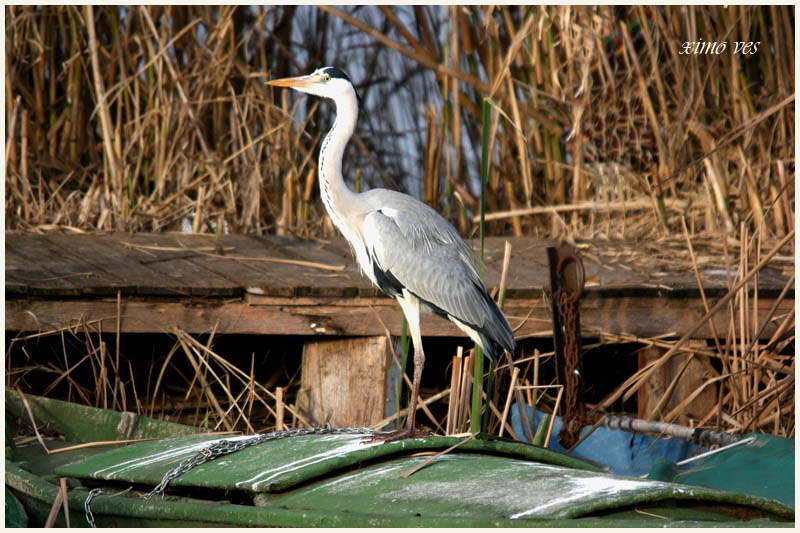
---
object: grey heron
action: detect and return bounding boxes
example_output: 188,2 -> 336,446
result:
268,66 -> 515,438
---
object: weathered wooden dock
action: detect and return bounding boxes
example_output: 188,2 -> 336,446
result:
6,231 -> 792,427
6,232 -> 792,340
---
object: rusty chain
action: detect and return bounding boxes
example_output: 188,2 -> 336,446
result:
555,252 -> 586,449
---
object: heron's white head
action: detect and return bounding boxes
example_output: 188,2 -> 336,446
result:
267,66 -> 355,101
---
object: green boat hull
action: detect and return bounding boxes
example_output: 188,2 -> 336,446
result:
5,390 -> 794,527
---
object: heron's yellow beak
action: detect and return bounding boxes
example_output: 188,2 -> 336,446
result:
266,74 -> 317,89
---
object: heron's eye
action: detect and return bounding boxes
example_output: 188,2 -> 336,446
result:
322,74 -> 331,82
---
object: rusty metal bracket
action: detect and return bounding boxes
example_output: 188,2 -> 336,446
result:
547,242 -> 586,449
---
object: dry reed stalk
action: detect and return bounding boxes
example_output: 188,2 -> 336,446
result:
246,352 -> 256,428
121,240 -> 347,271
458,352 -> 474,431
5,95 -> 21,172
489,14 -> 535,99
40,352 -> 93,398
15,387 -> 51,454
176,334 -> 233,432
112,291 -> 122,407
149,340 -> 181,417
775,160 -> 794,242
477,198 -> 698,222
681,218 -> 724,354
543,385 -> 563,448
175,329 -> 306,425
44,478 -> 70,528
19,108 -> 30,221
448,7 -> 463,215
497,240 -> 512,309
498,366 -> 520,437
320,6 -> 488,92
85,6 -> 124,228
224,384 -> 257,434
48,437 -> 160,454
378,6 -> 429,59
446,349 -> 463,435
502,180 -> 523,236
423,105 -> 438,207
275,387 -> 285,431
126,359 -> 142,414
662,372 -> 728,424
480,390 -> 520,440
400,433 -> 476,479
371,388 -> 452,431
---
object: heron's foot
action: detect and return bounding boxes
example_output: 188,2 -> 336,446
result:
365,427 -> 430,444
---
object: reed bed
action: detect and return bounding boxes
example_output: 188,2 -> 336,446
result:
5,6 -> 794,239
5,6 -> 794,441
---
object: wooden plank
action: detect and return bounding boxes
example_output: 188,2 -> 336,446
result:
41,234 -> 181,296
280,235 -> 381,297
153,255 -> 240,297
119,233 -> 274,294
5,242 -> 67,296
4,232 -> 791,304
7,295 -> 791,340
4,278 -> 29,296
481,237 -> 553,298
6,235 -> 110,296
298,336 -> 398,427
115,234 -> 241,297
139,234 -> 293,297
575,238 -> 792,297
147,233 -> 361,298
241,235 -> 365,297
183,233 -> 363,298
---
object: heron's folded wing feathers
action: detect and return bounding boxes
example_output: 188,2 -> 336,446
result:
363,209 -> 514,354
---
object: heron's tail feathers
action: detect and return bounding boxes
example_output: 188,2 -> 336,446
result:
477,292 -> 516,361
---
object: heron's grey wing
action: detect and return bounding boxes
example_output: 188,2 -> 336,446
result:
362,208 -> 515,357
360,189 -> 483,275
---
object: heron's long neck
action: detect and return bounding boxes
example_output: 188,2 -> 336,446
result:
318,92 -> 359,236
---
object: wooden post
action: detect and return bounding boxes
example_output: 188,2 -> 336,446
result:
298,336 -> 399,428
637,343 -> 717,426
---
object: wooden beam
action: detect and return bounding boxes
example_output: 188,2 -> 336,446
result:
6,296 -> 791,340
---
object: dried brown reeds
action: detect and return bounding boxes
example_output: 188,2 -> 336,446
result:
6,322 -> 303,434
5,6 -> 794,240
6,6 -> 321,235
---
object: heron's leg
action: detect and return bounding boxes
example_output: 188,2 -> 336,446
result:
397,290 -> 423,432
407,323 -> 425,433
366,291 -> 427,443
